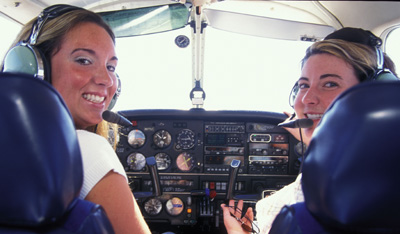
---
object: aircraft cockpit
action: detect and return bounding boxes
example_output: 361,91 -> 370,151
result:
1,1 -> 400,234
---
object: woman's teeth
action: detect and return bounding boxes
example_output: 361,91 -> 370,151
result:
83,94 -> 105,103
307,114 -> 323,119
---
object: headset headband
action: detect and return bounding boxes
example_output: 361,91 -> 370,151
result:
28,5 -> 83,45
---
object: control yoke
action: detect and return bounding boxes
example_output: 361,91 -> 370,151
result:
226,159 -> 241,200
147,156 -> 162,197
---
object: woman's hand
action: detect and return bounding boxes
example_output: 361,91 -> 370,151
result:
221,200 -> 254,234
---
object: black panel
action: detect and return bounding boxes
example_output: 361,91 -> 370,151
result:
116,109 -> 301,234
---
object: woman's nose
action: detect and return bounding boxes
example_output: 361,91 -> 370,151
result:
302,87 -> 319,105
94,67 -> 114,87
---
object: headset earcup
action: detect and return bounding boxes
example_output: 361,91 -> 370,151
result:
371,70 -> 399,81
374,70 -> 399,81
2,44 -> 50,82
108,94 -> 118,110
107,75 -> 121,110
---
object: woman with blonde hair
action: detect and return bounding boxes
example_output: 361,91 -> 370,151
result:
3,5 -> 150,234
222,27 -> 398,234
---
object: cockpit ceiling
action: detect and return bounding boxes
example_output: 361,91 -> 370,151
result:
1,1 -> 400,36
0,0 -> 180,24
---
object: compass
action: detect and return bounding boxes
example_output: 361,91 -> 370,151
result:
175,35 -> 190,48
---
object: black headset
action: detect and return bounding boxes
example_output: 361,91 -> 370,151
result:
2,4 -> 121,110
288,28 -> 398,107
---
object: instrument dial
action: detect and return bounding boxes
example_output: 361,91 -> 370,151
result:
144,198 -> 162,216
153,130 -> 172,148
176,152 -> 194,172
128,129 -> 146,148
175,35 -> 190,48
166,197 -> 184,216
127,152 -> 146,171
176,129 -> 195,150
295,142 -> 307,156
155,152 -> 171,171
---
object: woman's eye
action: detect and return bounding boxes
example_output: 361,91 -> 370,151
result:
75,58 -> 92,65
298,83 -> 309,89
107,65 -> 116,72
324,82 -> 339,88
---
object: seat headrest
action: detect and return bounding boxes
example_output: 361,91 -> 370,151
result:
0,73 -> 83,227
302,81 -> 400,232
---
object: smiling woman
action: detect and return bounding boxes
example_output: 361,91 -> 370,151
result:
50,21 -> 118,129
1,5 -> 151,234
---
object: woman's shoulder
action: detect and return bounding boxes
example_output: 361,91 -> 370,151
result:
76,129 -> 116,157
76,129 -> 104,138
75,129 -> 126,177
76,129 -> 110,144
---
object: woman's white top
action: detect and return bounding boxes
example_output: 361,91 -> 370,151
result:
76,129 -> 127,199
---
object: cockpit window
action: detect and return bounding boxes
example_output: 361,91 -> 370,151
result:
385,27 -> 400,73
0,15 -> 21,60
113,25 -> 313,112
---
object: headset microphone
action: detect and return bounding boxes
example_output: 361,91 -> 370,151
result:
278,118 -> 313,128
102,110 -> 132,127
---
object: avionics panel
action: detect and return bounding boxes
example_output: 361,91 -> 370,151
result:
204,122 -> 246,173
247,122 -> 294,174
115,110 -> 301,233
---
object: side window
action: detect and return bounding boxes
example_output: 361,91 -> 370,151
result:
385,27 -> 400,74
0,15 -> 22,61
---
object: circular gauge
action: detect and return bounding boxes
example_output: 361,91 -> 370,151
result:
176,152 -> 194,172
295,142 -> 307,156
175,35 -> 190,48
176,129 -> 196,150
127,153 -> 146,171
153,130 -> 172,148
166,197 -> 184,216
144,198 -> 162,216
155,152 -> 171,171
128,129 -> 146,148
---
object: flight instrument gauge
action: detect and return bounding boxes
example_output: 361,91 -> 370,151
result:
127,152 -> 146,171
176,129 -> 195,150
166,197 -> 184,216
175,35 -> 190,48
155,152 -> 171,171
144,198 -> 162,216
153,130 -> 172,148
295,142 -> 307,156
128,129 -> 146,148
176,152 -> 194,172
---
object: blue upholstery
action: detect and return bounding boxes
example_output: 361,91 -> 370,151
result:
270,81 -> 400,233
0,73 -> 114,233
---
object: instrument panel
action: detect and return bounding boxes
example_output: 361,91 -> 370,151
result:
115,109 -> 302,234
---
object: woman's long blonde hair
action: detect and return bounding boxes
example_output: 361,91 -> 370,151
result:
87,121 -> 119,149
5,7 -> 120,148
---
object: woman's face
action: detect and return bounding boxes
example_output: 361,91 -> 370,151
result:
294,53 -> 360,141
51,22 -> 118,129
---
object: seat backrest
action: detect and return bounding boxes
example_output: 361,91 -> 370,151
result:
270,81 -> 400,234
0,72 -> 114,234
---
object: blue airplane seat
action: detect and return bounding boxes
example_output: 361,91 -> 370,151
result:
0,72 -> 114,234
270,81 -> 400,234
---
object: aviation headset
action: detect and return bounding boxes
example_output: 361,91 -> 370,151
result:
289,27 -> 398,107
1,4 -> 121,110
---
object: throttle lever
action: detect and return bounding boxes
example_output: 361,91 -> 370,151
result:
146,156 -> 162,196
226,159 -> 241,201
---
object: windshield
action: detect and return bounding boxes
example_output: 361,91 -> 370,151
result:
113,25 -> 313,112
